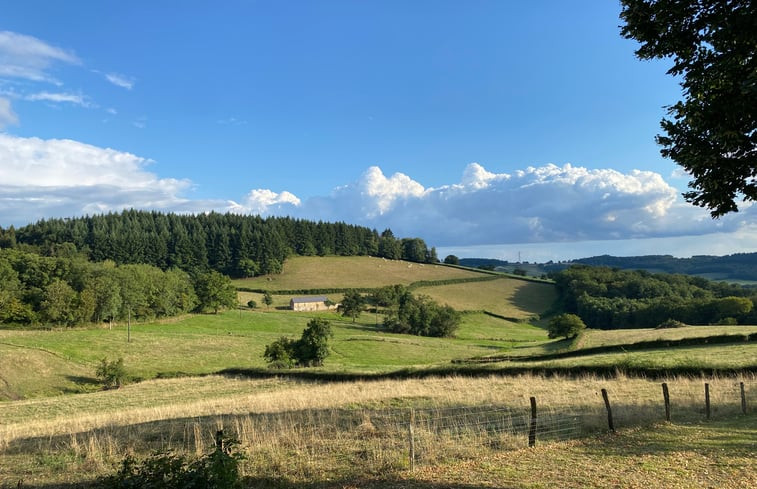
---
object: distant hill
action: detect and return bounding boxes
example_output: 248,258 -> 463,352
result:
461,253 -> 757,282
570,253 -> 757,282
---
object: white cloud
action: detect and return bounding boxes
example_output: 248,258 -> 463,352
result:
265,162 -> 751,247
233,189 -> 301,215
0,97 -> 18,128
105,72 -> 134,90
0,134 -> 752,252
26,91 -> 92,107
0,30 -> 80,84
0,134 -> 201,224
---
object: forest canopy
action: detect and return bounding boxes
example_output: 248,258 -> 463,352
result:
0,210 -> 438,277
552,265 -> 754,329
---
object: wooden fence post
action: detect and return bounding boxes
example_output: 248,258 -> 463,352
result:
215,429 -> 225,452
601,388 -> 615,432
408,409 -> 415,472
704,383 -> 711,420
662,382 -> 671,422
740,382 -> 747,415
528,397 -> 537,447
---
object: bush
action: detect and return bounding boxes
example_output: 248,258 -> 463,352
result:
547,313 -> 586,340
104,431 -> 243,488
262,318 -> 333,368
263,336 -> 297,369
95,357 -> 127,389
246,299 -> 257,309
655,318 -> 687,329
716,316 -> 738,325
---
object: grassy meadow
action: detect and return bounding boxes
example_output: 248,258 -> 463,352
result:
232,255 -> 484,290
1,255 -> 756,487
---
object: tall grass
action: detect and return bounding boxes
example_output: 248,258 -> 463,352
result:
1,373 -> 752,485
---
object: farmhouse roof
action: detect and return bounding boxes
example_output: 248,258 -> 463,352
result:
290,296 -> 329,304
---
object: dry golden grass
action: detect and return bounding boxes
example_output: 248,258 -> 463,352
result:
232,256 -> 484,290
1,373 -> 753,486
414,277 -> 557,318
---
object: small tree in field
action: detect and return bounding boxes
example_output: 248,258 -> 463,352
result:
548,314 -> 586,340
262,318 -> 333,368
262,291 -> 273,309
95,357 -> 127,389
339,290 -> 364,323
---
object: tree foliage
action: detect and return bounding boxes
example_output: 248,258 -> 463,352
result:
620,0 -> 757,216
384,290 -> 461,337
194,270 -> 237,314
262,291 -> 273,309
339,289 -> 364,322
263,318 -> 333,368
95,357 -> 127,389
552,265 -> 755,329
10,211 -> 437,278
547,314 -> 586,340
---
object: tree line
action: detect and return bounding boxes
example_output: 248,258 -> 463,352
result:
0,210 -> 438,277
552,265 -> 755,329
0,246 -> 237,327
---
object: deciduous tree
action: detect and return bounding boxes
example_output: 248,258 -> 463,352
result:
620,0 -> 757,216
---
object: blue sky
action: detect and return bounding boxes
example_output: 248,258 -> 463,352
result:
0,1 -> 754,261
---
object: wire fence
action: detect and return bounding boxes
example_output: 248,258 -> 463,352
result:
0,379 -> 752,476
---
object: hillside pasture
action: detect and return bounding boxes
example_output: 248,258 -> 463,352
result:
506,343 -> 757,370
579,324 -> 757,349
504,325 -> 757,359
0,311 -> 545,400
414,277 -> 557,319
232,255 -> 485,290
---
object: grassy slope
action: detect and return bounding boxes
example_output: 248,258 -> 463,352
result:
232,256 -> 485,290
0,310 -> 550,400
414,277 -> 557,319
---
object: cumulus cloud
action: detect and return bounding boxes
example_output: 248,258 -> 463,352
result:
0,97 -> 17,128
0,133 -> 752,248
232,189 -> 301,215
270,162 -> 751,246
0,30 -> 80,84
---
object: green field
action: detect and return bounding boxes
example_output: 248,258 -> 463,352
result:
2,255 -> 756,487
0,309 -> 551,400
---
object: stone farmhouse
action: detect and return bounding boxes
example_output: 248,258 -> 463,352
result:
289,296 -> 336,312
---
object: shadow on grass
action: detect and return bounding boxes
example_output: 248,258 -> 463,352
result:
13,477 -> 516,489
509,280 -> 556,318
64,375 -> 100,386
580,415 -> 757,459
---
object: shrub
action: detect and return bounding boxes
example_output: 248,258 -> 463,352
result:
246,299 -> 257,309
547,313 -> 586,340
263,336 -> 297,369
655,318 -> 687,329
95,357 -> 127,389
262,318 -> 333,368
716,316 -> 738,325
104,431 -> 243,488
